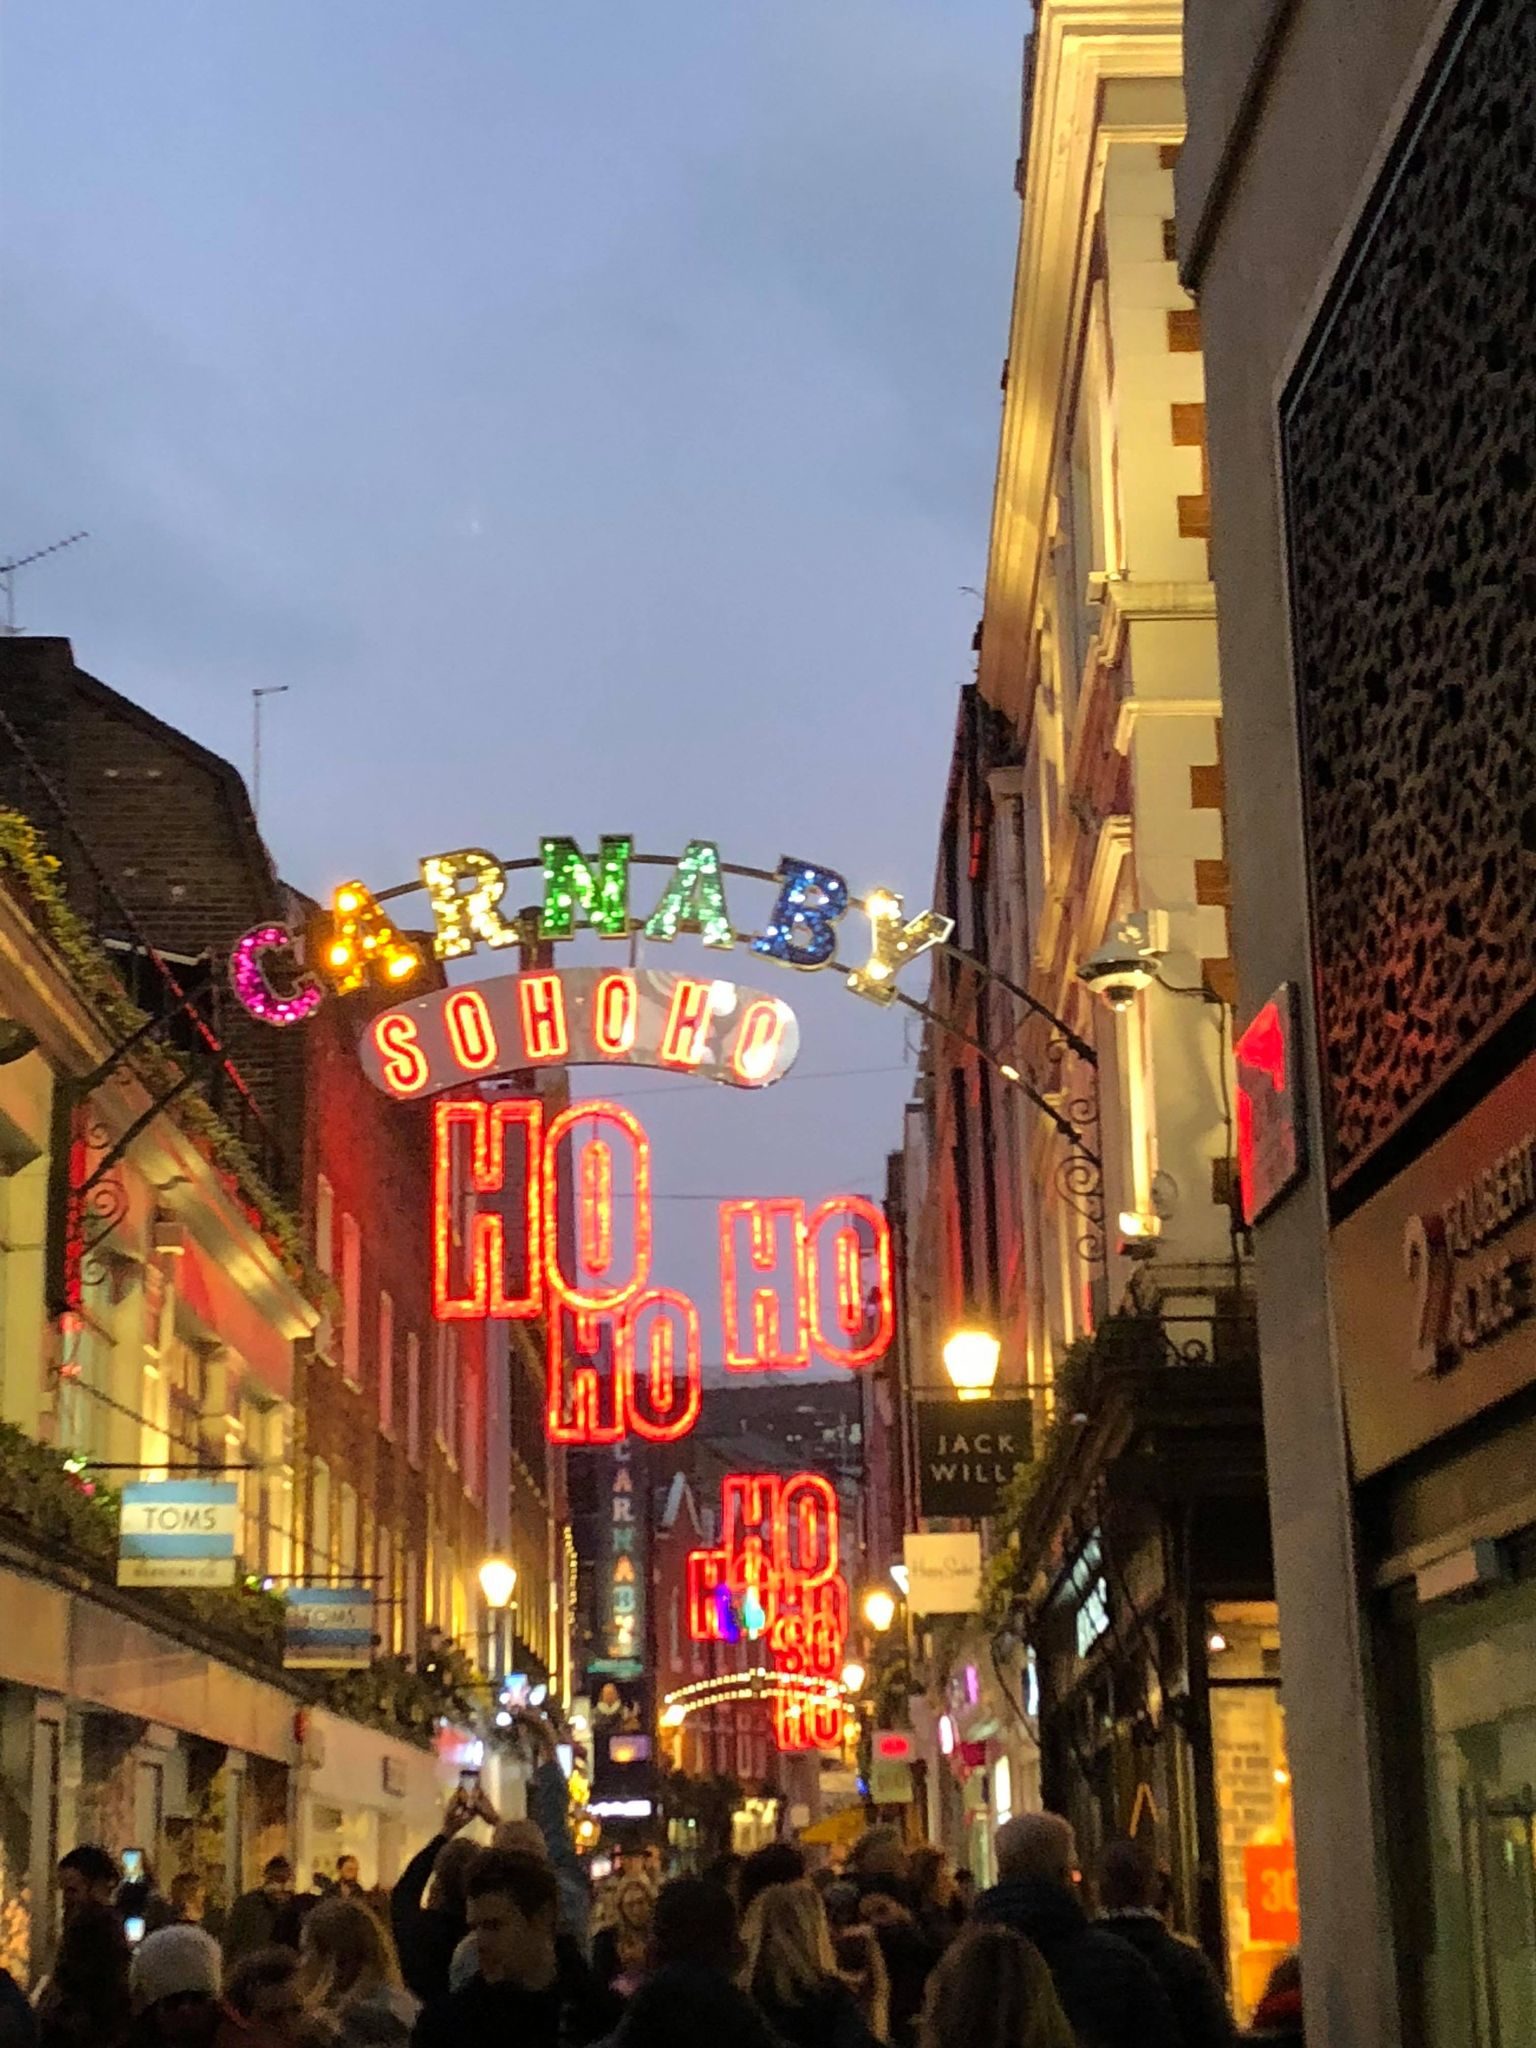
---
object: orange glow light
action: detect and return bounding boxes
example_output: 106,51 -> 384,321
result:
444,988 -> 500,1073
621,1286 -> 703,1443
659,977 -> 714,1068
322,880 -> 419,994
805,1195 -> 894,1367
580,1139 -> 614,1274
729,998 -> 788,1084
719,1198 -> 809,1371
592,971 -> 639,1057
432,1099 -> 543,1321
372,1012 -> 430,1096
542,1101 -> 651,1313
519,971 -> 570,1062
545,1307 -> 624,1445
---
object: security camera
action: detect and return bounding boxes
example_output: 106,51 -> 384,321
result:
1076,912 -> 1169,1011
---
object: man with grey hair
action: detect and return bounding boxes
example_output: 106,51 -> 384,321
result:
977,1814 -> 1179,2048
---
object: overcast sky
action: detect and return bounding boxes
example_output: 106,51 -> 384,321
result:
2,0 -> 1024,1362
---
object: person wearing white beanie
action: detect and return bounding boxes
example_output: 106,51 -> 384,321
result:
130,1925 -> 222,2045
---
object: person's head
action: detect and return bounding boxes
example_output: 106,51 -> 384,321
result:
261,1857 -> 295,1903
993,1814 -> 1075,1891
920,1926 -> 1074,2048
909,1846 -> 955,1911
1098,1838 -> 1157,1915
742,1882 -> 836,2007
490,1818 -> 548,1861
465,1851 -> 558,1987
850,1825 -> 907,1886
58,1845 -> 121,1919
953,1870 -> 977,1910
702,1853 -> 743,1904
427,1836 -> 483,1920
130,1925 -> 222,2040
822,1880 -> 861,1932
739,1844 -> 807,1919
1261,1952 -> 1302,2005
651,1875 -> 739,1973
224,1949 -> 305,2040
169,1872 -> 207,1923
611,1878 -> 656,1969
335,1856 -> 361,1891
298,1897 -> 402,2008
54,1900 -> 131,2005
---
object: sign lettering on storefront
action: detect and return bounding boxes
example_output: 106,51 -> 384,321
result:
916,1397 -> 1033,1517
117,1480 -> 239,1588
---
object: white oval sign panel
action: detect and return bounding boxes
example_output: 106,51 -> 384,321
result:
358,966 -> 799,1099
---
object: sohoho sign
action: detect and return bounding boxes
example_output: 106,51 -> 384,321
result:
917,1398 -> 1032,1517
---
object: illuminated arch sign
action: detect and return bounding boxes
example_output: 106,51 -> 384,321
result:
360,967 -> 799,1098
228,837 -> 953,1028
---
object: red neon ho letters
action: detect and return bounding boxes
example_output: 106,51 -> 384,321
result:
431,1099 -> 543,1320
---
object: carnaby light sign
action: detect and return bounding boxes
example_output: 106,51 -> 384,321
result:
228,836 -> 954,1036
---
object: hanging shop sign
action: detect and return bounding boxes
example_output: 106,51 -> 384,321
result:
432,1097 -> 894,1443
1234,983 -> 1307,1224
360,967 -> 800,1098
902,1530 -> 982,1615
282,1586 -> 376,1669
600,1439 -> 645,1680
916,1397 -> 1033,1517
1244,1842 -> 1300,1946
117,1480 -> 239,1589
686,1471 -> 850,1752
228,838 -> 953,1029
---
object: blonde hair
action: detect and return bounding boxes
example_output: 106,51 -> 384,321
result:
920,1926 -> 1074,2048
298,1897 -> 404,2009
742,1883 -> 837,2009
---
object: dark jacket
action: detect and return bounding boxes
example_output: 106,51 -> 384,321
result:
853,1883 -> 941,2048
1099,1913 -> 1236,2048
975,1877 -> 1180,2048
1241,1983 -> 1302,2045
413,1945 -> 607,2048
0,1972 -> 35,2048
755,1978 -> 878,2048
596,1964 -> 785,2048
390,1837 -> 464,2008
221,1889 -> 284,1964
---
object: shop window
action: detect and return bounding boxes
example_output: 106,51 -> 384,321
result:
405,1332 -> 422,1467
340,1215 -> 362,1386
338,1483 -> 359,1578
1208,1602 -> 1293,2027
311,1459 -> 332,1576
378,1291 -> 395,1438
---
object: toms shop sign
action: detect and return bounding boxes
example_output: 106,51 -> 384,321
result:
917,1398 -> 1033,1518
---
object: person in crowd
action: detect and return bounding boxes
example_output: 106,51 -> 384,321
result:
849,1830 -> 909,1904
38,1902 -> 132,2048
224,1863 -> 295,1966
0,1962 -> 36,2048
169,1875 -> 208,1928
389,1793 -> 485,2005
742,1881 -> 881,2048
512,1709 -> 594,1950
213,1951 -> 310,2048
918,1925 -> 1073,2048
333,1861 -> 365,1905
701,1853 -> 743,1905
738,1844 -> 807,1921
846,1830 -> 940,2048
297,1898 -> 417,2047
411,1851 -> 605,2048
950,1873 -> 975,1926
592,1878 -> 781,2048
128,1926 -> 223,2048
906,1852 -> 957,1951
1243,1955 -> 1301,2045
588,1878 -> 654,2001
56,1846 -> 121,1924
1097,1840 -> 1236,2048
975,1815 -> 1178,2048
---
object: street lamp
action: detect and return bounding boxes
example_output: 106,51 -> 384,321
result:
479,1558 -> 518,1609
943,1326 -> 1001,1401
862,1587 -> 897,1634
841,1659 -> 867,1693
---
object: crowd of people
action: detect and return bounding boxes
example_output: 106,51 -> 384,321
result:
1,1721 -> 1302,2048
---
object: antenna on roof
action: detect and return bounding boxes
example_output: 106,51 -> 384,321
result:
252,685 -> 291,823
0,532 -> 89,636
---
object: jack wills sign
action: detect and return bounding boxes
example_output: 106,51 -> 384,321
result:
917,1398 -> 1033,1517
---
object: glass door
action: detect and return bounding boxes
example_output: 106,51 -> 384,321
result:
1461,1783 -> 1536,2048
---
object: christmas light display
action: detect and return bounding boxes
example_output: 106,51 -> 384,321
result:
432,1099 -> 543,1320
642,839 -> 735,949
356,969 -> 800,1097
420,849 -> 522,959
619,1287 -> 703,1442
685,1471 -> 850,1753
805,1194 -> 895,1367
539,836 -> 633,941
541,1101 -> 650,1313
321,881 -> 421,994
719,1198 -> 810,1370
228,924 -> 324,1027
751,857 -> 849,969
718,1198 -> 894,1371
846,890 -> 954,1007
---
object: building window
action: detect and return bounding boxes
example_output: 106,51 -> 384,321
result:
339,1482 -> 359,1579
315,1175 -> 334,1272
435,1325 -> 457,1465
340,1214 -> 362,1387
378,1291 -> 395,1438
405,1332 -> 422,1468
403,1547 -> 420,1661
379,1523 -> 397,1653
311,1458 -> 332,1576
